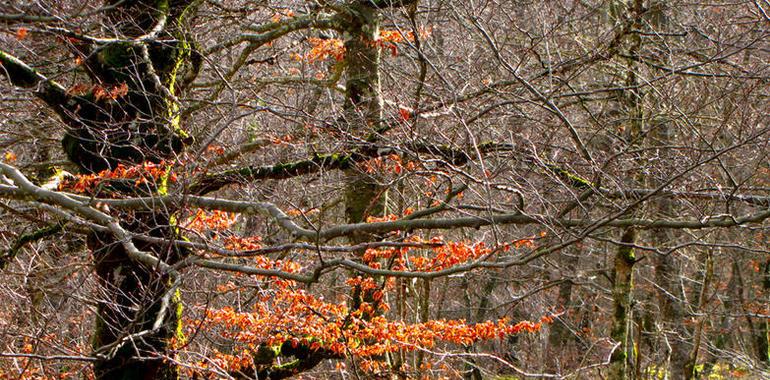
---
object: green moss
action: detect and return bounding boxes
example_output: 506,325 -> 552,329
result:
618,244 -> 635,262
173,288 -> 185,345
1,222 -> 63,269
157,166 -> 172,195
97,42 -> 135,79
251,344 -> 280,365
273,359 -> 300,370
156,0 -> 169,14
545,162 -> 593,189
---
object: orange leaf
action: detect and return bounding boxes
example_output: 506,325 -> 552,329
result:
16,27 -> 28,40
4,151 -> 17,163
398,107 -> 411,122
110,82 -> 129,99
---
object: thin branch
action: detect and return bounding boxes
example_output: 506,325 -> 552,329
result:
0,352 -> 97,362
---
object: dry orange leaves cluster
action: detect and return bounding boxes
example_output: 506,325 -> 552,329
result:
362,154 -> 419,175
299,37 -> 345,62
294,29 -> 424,64
360,237 -> 494,272
185,209 -> 237,234
3,151 -> 17,163
183,214 -> 547,376
66,82 -> 129,102
58,161 -> 175,193
183,210 -> 270,253
195,281 -> 550,376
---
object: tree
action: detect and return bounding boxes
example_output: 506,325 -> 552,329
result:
1,0 -> 769,379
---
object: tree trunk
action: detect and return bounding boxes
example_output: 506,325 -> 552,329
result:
461,276 -> 484,380
653,244 -> 689,379
755,258 -> 770,365
683,252 -> 713,379
24,1 -> 200,378
609,228 -> 637,380
339,3 -> 390,374
703,257 -> 737,376
415,278 -> 431,374
607,1 -> 645,377
547,250 -> 579,375
89,215 -> 184,380
343,1 -> 385,248
84,1 -> 198,375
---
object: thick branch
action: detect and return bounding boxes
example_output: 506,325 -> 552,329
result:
190,152 -> 358,194
0,49 -> 69,106
192,141 -> 517,195
0,163 -> 171,273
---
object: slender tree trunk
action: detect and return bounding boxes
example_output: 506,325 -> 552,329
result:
606,1 -> 648,377
755,258 -> 770,365
703,257 -> 737,376
609,228 -> 637,380
415,278 -> 431,374
683,252 -> 713,379
342,3 -> 387,320
342,3 -> 385,247
641,2 -> 694,377
461,276 -> 484,380
732,254 -> 770,369
652,230 -> 689,379
339,3 -> 390,375
547,251 -> 579,375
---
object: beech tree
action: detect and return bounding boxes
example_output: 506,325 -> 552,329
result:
1,0 -> 768,379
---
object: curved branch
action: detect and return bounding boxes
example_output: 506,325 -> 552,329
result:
2,183 -> 768,244
207,13 -> 346,54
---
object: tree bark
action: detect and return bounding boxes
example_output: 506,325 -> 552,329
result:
608,228 -> 637,380
338,3 -> 391,374
607,1 -> 646,378
85,1 -> 199,376
343,1 -> 385,248
755,257 -> 770,365
653,237 -> 689,379
0,1 -> 199,378
547,251 -> 579,375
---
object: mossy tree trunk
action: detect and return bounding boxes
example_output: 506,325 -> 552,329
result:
606,2 -> 646,378
343,0 -> 385,238
41,1 -> 198,378
340,4 -> 403,375
341,2 -> 387,310
640,2 -> 693,377
608,228 -> 637,380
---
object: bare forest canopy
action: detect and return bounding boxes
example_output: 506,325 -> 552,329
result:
0,0 -> 768,379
